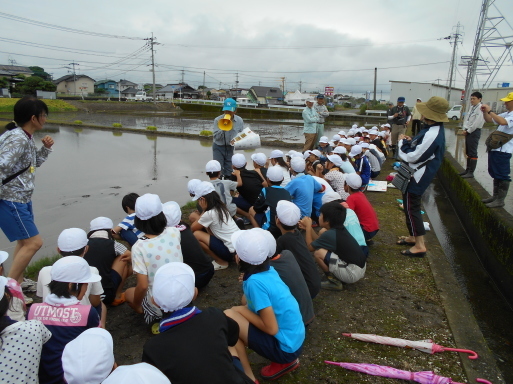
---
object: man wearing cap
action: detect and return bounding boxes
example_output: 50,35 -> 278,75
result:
411,98 -> 423,136
302,98 -> 320,152
459,92 -> 485,179
213,98 -> 245,178
314,94 -> 330,146
388,97 -> 411,158
480,92 -> 513,208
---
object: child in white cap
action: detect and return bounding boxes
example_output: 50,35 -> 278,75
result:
324,155 -> 350,200
348,145 -> 371,189
102,363 -> 170,384
37,228 -> 106,327
300,202 -> 367,290
0,267 -> 51,384
315,136 -> 332,161
0,251 -> 26,321
27,256 -> 101,383
225,229 -> 305,381
250,152 -> 268,181
62,328 -> 115,384
275,201 -> 321,299
248,166 -> 292,239
268,150 -> 291,187
190,181 -> 241,270
143,262 -> 256,384
84,217 -> 131,307
125,193 -> 184,325
163,201 -> 214,289
205,160 -> 239,221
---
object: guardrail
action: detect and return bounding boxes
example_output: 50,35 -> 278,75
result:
365,109 -> 387,116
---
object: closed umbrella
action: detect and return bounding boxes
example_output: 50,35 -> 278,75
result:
342,333 -> 478,359
325,361 -> 492,384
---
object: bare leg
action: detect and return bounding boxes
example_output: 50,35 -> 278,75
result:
8,235 -> 43,283
194,231 -> 228,267
189,211 -> 200,225
400,235 -> 427,253
247,207 -> 259,228
111,255 -> 130,299
124,287 -> 143,313
100,302 -> 107,328
230,339 -> 256,382
313,249 -> 329,273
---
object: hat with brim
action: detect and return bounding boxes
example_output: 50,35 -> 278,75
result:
416,96 -> 449,123
500,92 -> 513,102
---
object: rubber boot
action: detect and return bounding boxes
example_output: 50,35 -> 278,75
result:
459,158 -> 469,176
482,179 -> 499,203
486,180 -> 510,208
461,159 -> 477,178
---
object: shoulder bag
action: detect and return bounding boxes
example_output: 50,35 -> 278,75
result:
391,161 -> 428,194
485,130 -> 513,151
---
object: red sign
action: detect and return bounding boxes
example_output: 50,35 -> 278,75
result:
325,86 -> 334,96
461,90 -> 465,100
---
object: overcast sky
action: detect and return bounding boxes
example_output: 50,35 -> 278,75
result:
1,0 -> 512,98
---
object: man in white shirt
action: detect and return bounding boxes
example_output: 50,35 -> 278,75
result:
460,92 -> 485,179
314,94 -> 330,146
481,92 -> 513,208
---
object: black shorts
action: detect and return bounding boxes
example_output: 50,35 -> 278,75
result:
102,269 -> 122,305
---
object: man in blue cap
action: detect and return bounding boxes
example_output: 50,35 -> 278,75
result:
387,96 -> 411,158
212,98 -> 244,178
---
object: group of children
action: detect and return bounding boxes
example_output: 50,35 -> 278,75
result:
0,122 -> 392,384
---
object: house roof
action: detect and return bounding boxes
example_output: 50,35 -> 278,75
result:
119,79 -> 137,86
0,65 -> 33,75
121,87 -> 139,94
157,83 -> 198,93
250,86 -> 283,98
54,74 -> 96,84
95,79 -> 117,85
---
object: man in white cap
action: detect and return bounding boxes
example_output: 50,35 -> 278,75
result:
314,94 -> 330,146
213,98 -> 245,178
302,98 -> 320,151
143,262 -> 256,384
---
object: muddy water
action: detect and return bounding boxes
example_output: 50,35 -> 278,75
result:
423,181 -> 513,383
445,127 -> 513,215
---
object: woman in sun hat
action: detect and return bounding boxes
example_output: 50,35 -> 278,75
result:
396,96 -> 447,258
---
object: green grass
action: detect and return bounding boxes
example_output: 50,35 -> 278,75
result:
146,126 -> 157,131
199,130 -> 213,136
74,120 -> 83,124
112,123 -> 123,128
0,98 -> 78,112
25,254 -> 61,280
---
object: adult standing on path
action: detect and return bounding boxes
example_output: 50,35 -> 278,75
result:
387,96 -> 411,158
411,98 -> 422,137
480,92 -> 513,208
302,98 -> 320,152
460,92 -> 485,179
314,94 -> 329,147
396,96 -> 447,258
212,98 -> 244,178
0,96 -> 54,284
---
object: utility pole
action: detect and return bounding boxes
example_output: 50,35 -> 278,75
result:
181,70 -> 185,84
447,22 -> 462,103
299,80 -> 302,93
203,71 -> 205,87
144,33 -> 159,105
280,77 -> 285,95
373,67 -> 377,102
68,62 -> 79,95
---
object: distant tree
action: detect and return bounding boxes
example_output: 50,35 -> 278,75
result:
16,76 -> 56,96
0,77 -> 9,88
206,90 -> 212,99
95,87 -> 107,95
197,85 -> 206,89
29,66 -> 52,81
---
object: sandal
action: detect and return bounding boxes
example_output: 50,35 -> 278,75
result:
400,249 -> 426,258
212,260 -> 228,271
110,292 -> 126,306
396,239 -> 416,246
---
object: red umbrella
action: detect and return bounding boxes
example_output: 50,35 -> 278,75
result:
342,333 -> 478,359
325,361 -> 492,384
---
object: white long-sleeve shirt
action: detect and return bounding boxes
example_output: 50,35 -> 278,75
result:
463,103 -> 485,134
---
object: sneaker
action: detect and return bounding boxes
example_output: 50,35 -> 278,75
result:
23,293 -> 34,305
321,275 -> 344,291
110,292 -> 126,307
212,260 -> 228,271
151,323 -> 160,335
260,359 -> 300,380
234,217 -> 246,230
21,278 -> 37,293
242,217 -> 251,226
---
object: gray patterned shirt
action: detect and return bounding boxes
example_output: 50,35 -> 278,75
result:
0,127 -> 52,203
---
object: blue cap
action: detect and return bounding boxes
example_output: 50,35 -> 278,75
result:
317,94 -> 325,99
222,98 -> 237,112
397,97 -> 405,102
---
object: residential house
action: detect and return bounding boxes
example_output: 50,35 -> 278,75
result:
118,79 -> 138,93
284,90 -> 318,106
0,65 -> 33,77
121,87 -> 139,98
155,83 -> 199,100
248,86 -> 284,105
54,74 -> 96,95
95,79 -> 118,95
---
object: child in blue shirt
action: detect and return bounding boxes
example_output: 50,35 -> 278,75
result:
225,229 -> 305,381
113,193 -> 146,246
349,145 -> 371,188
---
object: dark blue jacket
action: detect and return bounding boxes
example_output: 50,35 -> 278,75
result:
354,155 -> 371,185
399,123 -> 446,195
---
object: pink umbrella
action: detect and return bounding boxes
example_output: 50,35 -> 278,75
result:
325,361 -> 492,384
342,333 -> 478,359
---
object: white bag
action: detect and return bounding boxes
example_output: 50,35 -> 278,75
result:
232,127 -> 261,150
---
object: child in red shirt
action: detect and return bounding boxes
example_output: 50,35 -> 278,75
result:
344,173 -> 379,241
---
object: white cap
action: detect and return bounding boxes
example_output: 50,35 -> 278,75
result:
311,149 -> 322,158
205,160 -> 221,173
0,276 -> 7,301
90,217 -> 113,231
51,256 -> 101,284
345,173 -> 363,189
302,150 -> 313,160
0,251 -> 8,265
333,146 -> 346,155
135,194 -> 163,220
369,130 -> 379,136
62,328 -> 114,384
269,150 -> 284,159
360,142 -> 370,149
347,138 -> 357,146
187,179 -> 201,195
347,130 -> 355,136
328,141 -> 336,147
58,228 -> 88,252
416,97 -> 422,101
291,151 -> 303,158
163,201 -> 181,227
102,363 -> 171,384
319,136 -> 329,143
290,157 -> 306,173
327,154 -> 343,167
251,153 -> 267,167
267,166 -> 284,182
276,200 -> 300,226
369,144 -> 378,151
192,181 -> 216,201
362,129 -> 369,134
351,124 -> 358,129
305,98 -> 315,104
338,130 -> 346,136
286,150 -> 297,157
256,228 -> 277,258
322,191 -> 342,205
232,153 -> 247,169
349,145 -> 362,157
379,132 -> 386,137
231,229 -> 269,265
153,262 -> 195,312
332,134 -> 341,142
383,123 -> 391,128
